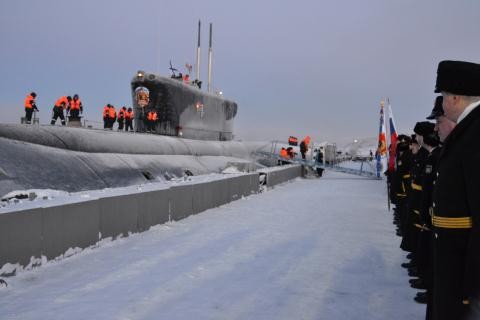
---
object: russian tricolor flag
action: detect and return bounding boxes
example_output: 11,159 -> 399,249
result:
387,101 -> 398,173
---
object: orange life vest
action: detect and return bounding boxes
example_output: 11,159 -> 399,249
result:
280,149 -> 288,158
118,109 -> 125,120
103,106 -> 109,118
108,107 -> 116,119
147,111 -> 157,121
55,96 -> 70,109
70,99 -> 81,110
24,95 -> 35,109
125,110 -> 134,120
304,136 -> 311,145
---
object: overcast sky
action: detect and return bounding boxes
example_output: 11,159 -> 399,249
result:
1,0 -> 479,144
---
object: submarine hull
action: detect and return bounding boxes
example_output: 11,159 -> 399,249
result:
0,124 -> 269,198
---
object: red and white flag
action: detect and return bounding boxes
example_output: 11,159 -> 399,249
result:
387,100 -> 398,173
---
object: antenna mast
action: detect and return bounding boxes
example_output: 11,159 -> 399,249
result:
207,23 -> 213,93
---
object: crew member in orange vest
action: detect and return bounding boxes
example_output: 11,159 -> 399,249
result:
124,107 -> 134,132
299,135 -> 311,159
286,147 -> 296,159
117,106 -> 126,131
146,110 -> 158,133
68,94 -> 83,119
24,92 -> 39,124
107,104 -> 116,130
103,104 -> 110,129
51,96 -> 71,125
279,147 -> 289,165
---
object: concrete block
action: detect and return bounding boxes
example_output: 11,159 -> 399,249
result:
169,184 -> 193,221
265,166 -> 301,188
192,182 -> 214,214
137,189 -> 170,231
0,209 -> 43,275
42,201 -> 100,260
217,179 -> 231,206
99,194 -> 139,239
240,173 -> 259,197
228,175 -> 244,202
252,173 -> 260,193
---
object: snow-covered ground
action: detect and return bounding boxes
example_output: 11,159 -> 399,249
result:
0,171 -> 423,320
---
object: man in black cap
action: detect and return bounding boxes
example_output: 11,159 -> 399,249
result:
432,60 -> 480,320
427,96 -> 456,143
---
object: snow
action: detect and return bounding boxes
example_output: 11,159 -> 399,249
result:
0,171 -> 424,319
221,166 -> 242,174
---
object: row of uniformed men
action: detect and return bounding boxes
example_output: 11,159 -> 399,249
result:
389,60 -> 480,320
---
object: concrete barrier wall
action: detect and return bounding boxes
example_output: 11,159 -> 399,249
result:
0,173 -> 259,276
262,165 -> 302,188
42,201 -> 100,260
0,209 -> 43,270
137,190 -> 170,232
0,167 -> 297,277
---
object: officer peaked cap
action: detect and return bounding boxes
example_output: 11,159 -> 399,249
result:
435,60 -> 480,96
411,134 -> 418,145
423,132 -> 440,147
397,134 -> 411,143
426,96 -> 444,120
414,121 -> 435,136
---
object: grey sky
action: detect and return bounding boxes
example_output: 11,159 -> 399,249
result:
1,0 -> 479,144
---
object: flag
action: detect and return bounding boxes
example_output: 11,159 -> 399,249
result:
185,63 -> 193,75
387,101 -> 398,173
376,100 -> 388,177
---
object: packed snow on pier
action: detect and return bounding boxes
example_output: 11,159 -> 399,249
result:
0,170 -> 424,320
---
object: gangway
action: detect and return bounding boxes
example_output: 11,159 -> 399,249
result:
255,150 -> 381,179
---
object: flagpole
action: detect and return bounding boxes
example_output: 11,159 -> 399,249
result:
376,99 -> 387,178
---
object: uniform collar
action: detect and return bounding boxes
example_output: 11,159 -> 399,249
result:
457,100 -> 480,124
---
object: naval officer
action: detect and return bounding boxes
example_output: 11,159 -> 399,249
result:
431,60 -> 480,320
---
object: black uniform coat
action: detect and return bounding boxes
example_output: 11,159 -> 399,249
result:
432,103 -> 480,320
402,147 -> 428,252
418,147 -> 442,320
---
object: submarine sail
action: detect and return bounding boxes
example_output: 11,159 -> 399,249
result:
131,72 -> 237,141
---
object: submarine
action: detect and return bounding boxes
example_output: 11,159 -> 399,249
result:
131,71 -> 237,141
